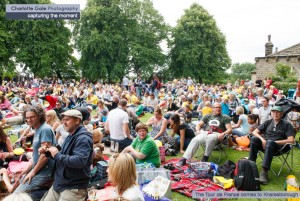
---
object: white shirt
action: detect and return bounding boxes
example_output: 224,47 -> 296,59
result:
147,98 -> 158,107
258,105 -> 271,124
56,125 -> 69,146
106,107 -> 129,140
112,185 -> 145,201
123,77 -> 129,86
187,79 -> 193,86
142,96 -> 149,105
31,98 -> 43,107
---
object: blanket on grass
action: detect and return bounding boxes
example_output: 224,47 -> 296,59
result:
163,158 -> 236,201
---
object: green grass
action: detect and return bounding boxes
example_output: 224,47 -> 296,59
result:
139,113 -> 300,201
5,113 -> 300,201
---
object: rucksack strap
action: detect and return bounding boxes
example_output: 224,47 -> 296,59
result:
248,160 -> 260,185
234,160 -> 244,189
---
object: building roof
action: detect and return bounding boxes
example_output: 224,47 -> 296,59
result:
269,43 -> 300,57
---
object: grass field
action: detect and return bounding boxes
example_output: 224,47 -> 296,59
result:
139,113 -> 300,201
5,112 -> 300,201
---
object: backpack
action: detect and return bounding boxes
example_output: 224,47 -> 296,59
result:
90,161 -> 108,183
234,159 -> 260,191
217,160 -> 236,179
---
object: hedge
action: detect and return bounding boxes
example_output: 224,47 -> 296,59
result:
273,82 -> 297,95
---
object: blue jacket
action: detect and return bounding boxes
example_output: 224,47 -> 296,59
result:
53,125 -> 93,192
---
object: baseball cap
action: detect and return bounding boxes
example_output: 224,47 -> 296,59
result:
271,106 -> 282,112
61,110 -> 83,120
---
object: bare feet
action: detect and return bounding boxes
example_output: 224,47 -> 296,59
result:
7,178 -> 20,193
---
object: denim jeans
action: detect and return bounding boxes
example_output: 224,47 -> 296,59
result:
232,129 -> 246,137
14,172 -> 53,193
110,137 -> 133,151
175,135 -> 192,151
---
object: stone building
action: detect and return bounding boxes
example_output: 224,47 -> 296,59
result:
252,35 -> 300,81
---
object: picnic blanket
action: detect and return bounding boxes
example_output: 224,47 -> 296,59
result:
163,158 -> 236,201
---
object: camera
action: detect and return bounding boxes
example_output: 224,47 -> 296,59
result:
45,144 -> 61,158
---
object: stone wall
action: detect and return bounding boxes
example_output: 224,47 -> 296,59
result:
255,56 -> 300,79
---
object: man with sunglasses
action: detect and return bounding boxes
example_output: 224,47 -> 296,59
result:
53,100 -> 67,120
177,102 -> 232,166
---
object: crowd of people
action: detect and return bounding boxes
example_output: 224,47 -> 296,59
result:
0,75 -> 298,200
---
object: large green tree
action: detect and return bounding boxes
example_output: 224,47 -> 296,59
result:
124,0 -> 168,77
15,19 -> 79,79
169,3 -> 231,83
74,0 -> 168,82
0,0 -> 79,80
74,0 -> 129,82
0,0 -> 17,82
231,62 -> 256,81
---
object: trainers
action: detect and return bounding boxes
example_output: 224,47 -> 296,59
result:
176,158 -> 186,167
110,141 -> 115,152
259,171 -> 269,185
114,142 -> 119,153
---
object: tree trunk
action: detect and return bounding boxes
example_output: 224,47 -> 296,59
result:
198,77 -> 202,83
56,71 -> 62,80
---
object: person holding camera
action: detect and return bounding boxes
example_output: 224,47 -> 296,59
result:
40,109 -> 93,201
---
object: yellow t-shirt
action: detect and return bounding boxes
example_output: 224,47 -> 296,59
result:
188,85 -> 195,92
87,95 -> 98,105
182,101 -> 193,109
130,95 -> 138,104
158,92 -> 165,100
202,106 -> 212,116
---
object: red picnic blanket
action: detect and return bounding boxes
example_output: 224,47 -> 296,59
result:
163,158 -> 236,201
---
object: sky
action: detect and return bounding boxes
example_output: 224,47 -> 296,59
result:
52,0 -> 300,64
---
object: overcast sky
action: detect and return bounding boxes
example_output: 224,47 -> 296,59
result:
53,0 -> 300,64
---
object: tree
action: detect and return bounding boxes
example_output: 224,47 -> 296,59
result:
230,62 -> 256,81
0,0 -> 17,82
275,63 -> 292,80
124,0 -> 169,76
169,3 -> 231,83
74,0 -> 129,82
74,0 -> 169,82
14,19 -> 79,79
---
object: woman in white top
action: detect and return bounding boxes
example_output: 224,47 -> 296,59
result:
231,106 -> 250,137
108,153 -> 145,201
145,93 -> 158,113
45,109 -> 61,131
55,124 -> 69,146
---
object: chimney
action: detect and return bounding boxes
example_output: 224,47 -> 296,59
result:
265,35 -> 274,56
275,47 -> 278,53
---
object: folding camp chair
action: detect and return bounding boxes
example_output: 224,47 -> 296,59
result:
258,141 -> 296,176
195,134 -> 230,163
